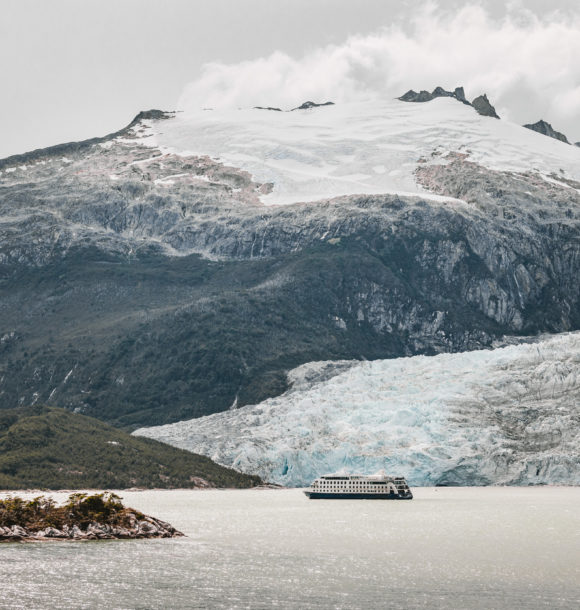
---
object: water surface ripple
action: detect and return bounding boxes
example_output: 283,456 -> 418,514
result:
1,488 -> 579,609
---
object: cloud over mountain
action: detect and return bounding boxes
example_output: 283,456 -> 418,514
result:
178,3 -> 580,139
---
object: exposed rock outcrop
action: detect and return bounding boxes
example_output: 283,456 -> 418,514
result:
0,493 -> 184,543
398,89 -> 434,102
471,94 -> 500,119
0,514 -> 183,542
398,86 -> 469,105
291,101 -> 334,110
452,86 -> 468,103
398,87 -> 499,118
524,120 -> 570,144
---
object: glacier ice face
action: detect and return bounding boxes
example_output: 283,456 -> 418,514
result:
134,333 -> 580,487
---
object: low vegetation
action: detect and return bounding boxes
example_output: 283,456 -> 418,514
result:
0,492 -> 135,530
0,492 -> 183,540
0,240 -> 506,429
0,406 -> 262,489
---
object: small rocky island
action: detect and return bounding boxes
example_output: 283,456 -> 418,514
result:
0,492 -> 183,542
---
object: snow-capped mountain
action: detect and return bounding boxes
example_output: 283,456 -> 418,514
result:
2,95 -> 579,265
134,332 -> 580,487
122,96 -> 580,206
1,90 -> 579,481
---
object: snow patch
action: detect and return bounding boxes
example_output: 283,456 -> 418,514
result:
130,98 -> 580,206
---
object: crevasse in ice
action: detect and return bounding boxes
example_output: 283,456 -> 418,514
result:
134,333 -> 580,486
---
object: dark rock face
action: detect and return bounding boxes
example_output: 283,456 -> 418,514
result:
127,109 -> 174,127
575,142 -> 580,147
431,86 -> 454,98
254,102 -> 334,112
524,120 -> 570,144
291,101 -> 334,110
398,87 -> 498,117
471,94 -> 500,119
398,86 -> 470,106
0,117 -> 579,428
398,89 -> 434,102
254,106 -> 282,112
453,86 -> 467,103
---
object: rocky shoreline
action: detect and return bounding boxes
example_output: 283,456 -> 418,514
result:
0,512 -> 183,542
0,493 -> 184,543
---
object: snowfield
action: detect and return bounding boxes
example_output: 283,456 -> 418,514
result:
136,98 -> 580,205
134,333 -> 580,487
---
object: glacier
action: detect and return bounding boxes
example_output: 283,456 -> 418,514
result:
136,97 -> 580,205
134,333 -> 580,487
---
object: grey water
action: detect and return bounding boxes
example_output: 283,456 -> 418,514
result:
1,487 -> 579,609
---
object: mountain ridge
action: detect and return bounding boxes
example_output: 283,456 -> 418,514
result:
524,119 -> 571,144
0,110 -> 174,172
398,86 -> 500,118
0,97 -> 579,436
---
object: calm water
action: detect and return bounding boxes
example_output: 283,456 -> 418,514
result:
1,488 -> 579,609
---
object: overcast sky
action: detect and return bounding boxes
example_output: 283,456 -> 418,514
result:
2,0 -> 579,158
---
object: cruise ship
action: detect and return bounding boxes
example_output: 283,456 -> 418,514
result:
304,472 -> 413,500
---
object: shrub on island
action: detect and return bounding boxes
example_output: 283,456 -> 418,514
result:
0,492 -> 183,541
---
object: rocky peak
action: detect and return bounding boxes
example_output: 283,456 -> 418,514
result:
291,101 -> 335,111
453,87 -> 468,103
398,89 -> 433,102
398,86 -> 469,105
0,109 -> 174,171
524,120 -> 571,144
127,109 -> 174,127
431,86 -> 455,98
471,94 -> 500,119
398,86 -> 498,117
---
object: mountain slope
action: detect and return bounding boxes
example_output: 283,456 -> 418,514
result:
0,405 -> 261,489
0,99 -> 579,428
134,332 -> 580,487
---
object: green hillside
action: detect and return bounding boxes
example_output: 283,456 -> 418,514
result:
0,406 -> 262,490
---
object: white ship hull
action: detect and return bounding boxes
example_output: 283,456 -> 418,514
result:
304,490 -> 413,500
304,472 -> 413,500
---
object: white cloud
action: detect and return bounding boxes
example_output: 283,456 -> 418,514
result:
178,2 -> 580,140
